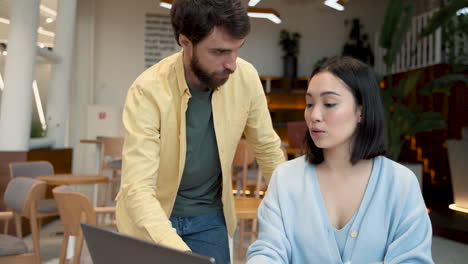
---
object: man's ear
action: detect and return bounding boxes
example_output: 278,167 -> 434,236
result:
179,34 -> 192,48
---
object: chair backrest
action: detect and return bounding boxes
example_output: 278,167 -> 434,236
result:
2,177 -> 46,264
287,121 -> 308,149
9,161 -> 54,179
4,177 -> 47,218
53,185 -> 97,237
232,140 -> 257,196
98,136 -> 124,159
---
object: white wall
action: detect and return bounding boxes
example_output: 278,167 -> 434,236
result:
89,0 -> 387,108
244,0 -> 387,77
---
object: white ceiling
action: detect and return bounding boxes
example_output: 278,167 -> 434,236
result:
0,0 -> 57,45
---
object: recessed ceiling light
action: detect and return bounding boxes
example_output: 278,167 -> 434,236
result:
46,17 -> 54,23
159,0 -> 281,24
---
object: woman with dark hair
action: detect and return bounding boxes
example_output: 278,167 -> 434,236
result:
247,57 -> 433,264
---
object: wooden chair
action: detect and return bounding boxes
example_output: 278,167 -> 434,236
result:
97,136 -> 124,205
232,139 -> 256,196
232,140 -> 263,259
8,161 -> 60,228
53,185 -> 115,264
0,177 -> 49,264
233,142 -> 288,259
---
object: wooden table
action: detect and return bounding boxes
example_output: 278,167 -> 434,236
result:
37,174 -> 108,207
234,196 -> 262,219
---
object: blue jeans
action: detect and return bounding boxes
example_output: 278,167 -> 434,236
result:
169,210 -> 230,264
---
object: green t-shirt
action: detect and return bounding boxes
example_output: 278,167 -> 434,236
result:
171,88 -> 223,217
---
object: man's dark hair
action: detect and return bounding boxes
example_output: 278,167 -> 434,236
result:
171,0 -> 251,46
304,56 -> 386,165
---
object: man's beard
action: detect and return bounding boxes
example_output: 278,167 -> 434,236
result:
190,52 -> 233,90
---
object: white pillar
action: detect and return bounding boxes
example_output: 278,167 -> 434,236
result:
0,0 -> 41,151
46,0 -> 78,148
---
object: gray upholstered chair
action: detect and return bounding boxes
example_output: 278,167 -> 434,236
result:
53,185 -> 115,264
9,161 -> 60,227
0,177 -> 48,264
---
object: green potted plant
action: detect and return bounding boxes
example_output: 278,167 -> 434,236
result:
342,18 -> 374,66
378,0 -> 468,162
279,29 -> 301,78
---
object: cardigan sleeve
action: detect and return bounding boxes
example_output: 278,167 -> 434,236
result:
246,169 -> 292,264
383,175 -> 433,264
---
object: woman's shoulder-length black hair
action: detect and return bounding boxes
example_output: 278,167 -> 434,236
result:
304,56 -> 386,165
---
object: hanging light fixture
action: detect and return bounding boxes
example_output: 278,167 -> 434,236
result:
248,0 -> 262,7
159,0 -> 281,24
324,0 -> 348,11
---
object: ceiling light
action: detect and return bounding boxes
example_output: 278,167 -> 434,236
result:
247,8 -> 281,24
158,1 -> 281,24
449,204 -> 468,214
38,27 -> 55,37
32,80 -> 47,130
159,0 -> 172,9
0,17 -> 10,25
0,73 -> 4,90
46,17 -> 54,23
248,0 -> 262,7
40,5 -> 57,17
324,0 -> 344,11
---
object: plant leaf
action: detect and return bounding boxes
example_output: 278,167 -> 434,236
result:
394,70 -> 422,99
419,74 -> 468,95
407,112 -> 446,134
379,0 -> 405,49
384,3 -> 414,69
419,0 -> 468,38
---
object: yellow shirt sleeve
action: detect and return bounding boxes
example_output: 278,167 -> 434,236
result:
116,81 -> 190,252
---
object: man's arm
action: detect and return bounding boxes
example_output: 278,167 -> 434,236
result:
117,81 -> 190,251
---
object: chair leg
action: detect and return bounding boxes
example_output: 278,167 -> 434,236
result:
251,218 -> 258,242
14,213 -> 22,238
37,218 -> 43,230
3,218 -> 9,234
59,235 -> 69,264
105,181 -> 113,205
238,219 -> 246,259
29,216 -> 42,264
73,233 -> 84,264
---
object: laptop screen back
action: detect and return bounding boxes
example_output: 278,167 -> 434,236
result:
81,223 -> 215,264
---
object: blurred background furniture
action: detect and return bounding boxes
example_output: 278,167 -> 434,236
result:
1,177 -> 49,264
286,121 -> 307,156
447,139 -> 468,211
8,161 -> 60,229
53,185 -> 115,264
80,136 -> 124,206
36,174 -> 108,208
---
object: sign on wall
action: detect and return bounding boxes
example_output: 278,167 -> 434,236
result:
144,13 -> 178,69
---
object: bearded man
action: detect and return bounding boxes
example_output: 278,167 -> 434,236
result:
116,1 -> 285,263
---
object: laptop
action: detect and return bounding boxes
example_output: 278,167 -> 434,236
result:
81,223 -> 215,264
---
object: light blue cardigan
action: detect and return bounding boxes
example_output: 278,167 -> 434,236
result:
247,156 -> 433,264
